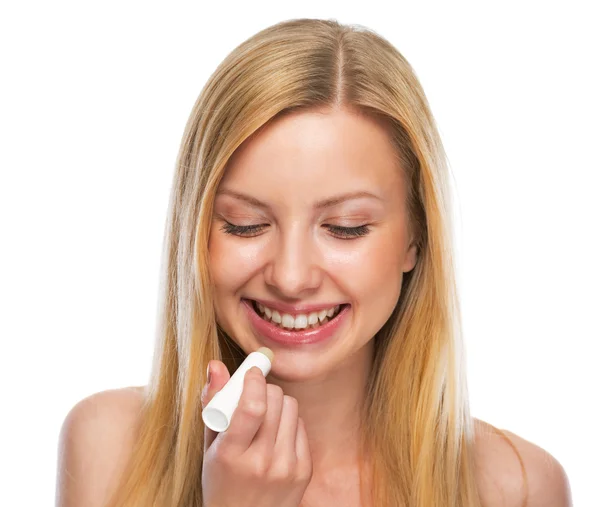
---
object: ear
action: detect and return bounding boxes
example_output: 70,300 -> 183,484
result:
402,241 -> 418,273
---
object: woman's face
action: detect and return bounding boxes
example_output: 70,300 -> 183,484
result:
208,107 -> 417,382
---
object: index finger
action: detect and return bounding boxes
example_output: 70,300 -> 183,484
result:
220,366 -> 267,455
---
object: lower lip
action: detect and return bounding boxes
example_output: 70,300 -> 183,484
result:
242,299 -> 350,346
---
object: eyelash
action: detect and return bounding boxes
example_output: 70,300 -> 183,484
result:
219,222 -> 370,239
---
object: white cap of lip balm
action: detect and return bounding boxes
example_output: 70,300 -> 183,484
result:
202,347 -> 274,432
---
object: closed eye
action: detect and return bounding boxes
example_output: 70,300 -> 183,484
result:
324,224 -> 370,239
220,222 -> 268,237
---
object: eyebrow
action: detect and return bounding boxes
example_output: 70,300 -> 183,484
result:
216,189 -> 383,210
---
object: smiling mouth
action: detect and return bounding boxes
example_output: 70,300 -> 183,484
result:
248,299 -> 348,331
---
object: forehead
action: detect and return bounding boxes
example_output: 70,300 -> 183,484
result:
219,107 -> 406,205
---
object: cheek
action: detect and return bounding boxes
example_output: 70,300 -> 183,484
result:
208,230 -> 265,295
328,231 -> 404,325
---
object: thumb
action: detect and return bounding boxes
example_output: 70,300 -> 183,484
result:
201,359 -> 231,452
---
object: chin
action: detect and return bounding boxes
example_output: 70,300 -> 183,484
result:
266,355 -> 331,383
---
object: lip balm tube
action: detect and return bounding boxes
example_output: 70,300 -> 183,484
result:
202,347 -> 274,432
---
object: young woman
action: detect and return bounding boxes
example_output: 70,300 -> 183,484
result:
56,18 -> 572,507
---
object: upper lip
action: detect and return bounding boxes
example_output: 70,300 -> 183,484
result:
246,298 -> 348,315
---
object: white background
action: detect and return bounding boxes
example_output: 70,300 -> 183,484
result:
1,1 -> 598,505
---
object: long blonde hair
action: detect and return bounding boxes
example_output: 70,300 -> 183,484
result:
105,17 -> 493,507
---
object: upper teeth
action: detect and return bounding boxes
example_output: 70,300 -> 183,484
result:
256,302 -> 341,329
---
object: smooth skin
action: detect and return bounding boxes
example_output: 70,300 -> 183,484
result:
56,386 -> 572,507
56,107 -> 572,507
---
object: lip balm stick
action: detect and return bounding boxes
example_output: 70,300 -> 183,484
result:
202,347 -> 274,432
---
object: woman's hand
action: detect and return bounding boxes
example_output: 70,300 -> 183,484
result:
201,360 -> 313,507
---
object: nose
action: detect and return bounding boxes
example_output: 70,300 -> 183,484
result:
264,225 -> 323,299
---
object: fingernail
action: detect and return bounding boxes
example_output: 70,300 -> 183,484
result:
206,363 -> 212,385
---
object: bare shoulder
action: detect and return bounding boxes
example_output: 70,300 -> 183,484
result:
56,385 -> 147,507
473,418 -> 572,507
